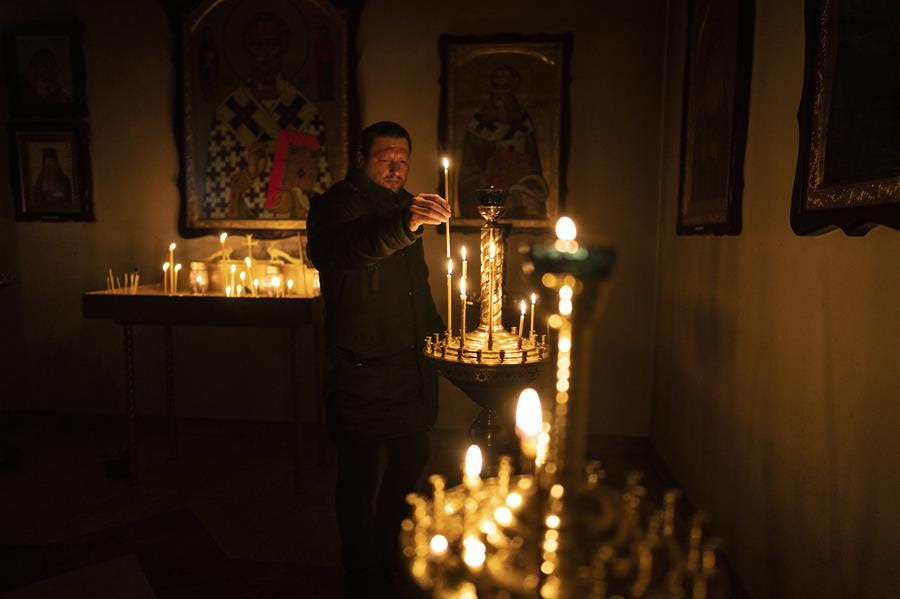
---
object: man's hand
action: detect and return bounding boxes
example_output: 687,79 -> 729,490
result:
408,193 -> 451,232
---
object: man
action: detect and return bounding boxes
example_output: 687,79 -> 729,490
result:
203,11 -> 330,220
306,121 -> 450,596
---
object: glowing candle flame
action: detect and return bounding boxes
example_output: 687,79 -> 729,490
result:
464,444 -> 482,479
430,534 -> 448,556
516,388 -> 543,441
555,217 -> 576,241
442,156 -> 449,170
163,262 -> 170,272
461,245 -> 467,261
219,233 -> 227,243
531,292 -> 537,305
520,299 -> 527,315
169,242 -> 176,251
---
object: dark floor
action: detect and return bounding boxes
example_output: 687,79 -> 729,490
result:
0,412 -> 695,598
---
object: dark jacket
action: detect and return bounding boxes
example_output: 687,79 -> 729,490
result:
307,169 -> 444,439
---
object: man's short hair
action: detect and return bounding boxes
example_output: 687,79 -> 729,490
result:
358,121 -> 412,160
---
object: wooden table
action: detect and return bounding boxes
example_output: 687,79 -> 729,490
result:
82,288 -> 324,491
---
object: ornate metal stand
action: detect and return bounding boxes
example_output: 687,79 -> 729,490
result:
424,188 -> 548,473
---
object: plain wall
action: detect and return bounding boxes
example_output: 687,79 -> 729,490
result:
652,0 -> 900,597
1,0 -> 665,435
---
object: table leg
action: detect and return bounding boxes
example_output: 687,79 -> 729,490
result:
164,324 -> 178,460
291,327 -> 304,493
123,323 -> 139,485
313,320 -> 327,467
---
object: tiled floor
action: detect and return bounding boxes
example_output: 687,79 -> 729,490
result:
0,412 -> 724,598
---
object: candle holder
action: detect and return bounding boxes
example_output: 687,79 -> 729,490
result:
424,188 -> 549,474
189,262 -> 209,294
405,235 -> 732,599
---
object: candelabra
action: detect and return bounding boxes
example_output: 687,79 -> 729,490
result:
424,188 -> 550,473
404,220 -> 730,599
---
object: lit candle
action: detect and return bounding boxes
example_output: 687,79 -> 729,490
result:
446,259 -> 453,340
244,256 -> 252,282
174,263 -> 182,294
516,388 -> 543,472
253,278 -> 259,296
230,264 -> 236,293
459,277 -> 467,348
442,157 -> 451,259
219,232 -> 227,261
168,243 -> 176,291
529,292 -> 537,340
287,279 -> 294,294
239,271 -> 246,294
463,444 -> 482,533
464,443 -> 482,491
488,241 -> 496,349
225,284 -> 232,297
460,245 -> 467,283
518,299 -> 526,340
162,262 -> 170,295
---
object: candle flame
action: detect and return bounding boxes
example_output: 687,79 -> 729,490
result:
163,262 -> 170,272
516,388 -> 543,439
219,233 -> 227,243
531,292 -> 537,305
520,299 -> 527,315
287,278 -> 294,290
230,264 -> 236,273
169,242 -> 176,251
239,271 -> 246,281
555,217 -> 577,241
442,156 -> 449,170
464,444 -> 482,479
430,534 -> 448,556
174,263 -> 182,272
244,256 -> 251,267
447,259 -> 453,275
461,245 -> 467,261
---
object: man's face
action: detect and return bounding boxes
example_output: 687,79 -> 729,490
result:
246,21 -> 284,78
363,136 -> 410,192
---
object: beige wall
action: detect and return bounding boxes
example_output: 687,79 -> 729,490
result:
652,0 -> 900,597
1,0 -> 665,434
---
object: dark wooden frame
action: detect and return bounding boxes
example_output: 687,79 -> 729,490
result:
8,120 -> 94,221
438,33 -> 572,231
791,0 -> 900,235
676,0 -> 754,235
167,0 -> 362,238
1,22 -> 88,117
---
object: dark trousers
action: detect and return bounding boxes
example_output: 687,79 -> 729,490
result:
335,431 -> 430,593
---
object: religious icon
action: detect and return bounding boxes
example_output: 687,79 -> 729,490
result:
2,22 -> 87,117
174,0 -> 354,234
9,122 -> 93,221
439,34 -> 571,230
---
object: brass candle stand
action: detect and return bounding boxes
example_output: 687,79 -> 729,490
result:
424,188 -> 549,473
404,226 -> 731,599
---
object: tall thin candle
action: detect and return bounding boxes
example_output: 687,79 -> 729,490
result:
446,259 -> 453,340
519,299 -> 526,340
168,243 -> 176,291
529,293 -> 537,340
461,246 -> 467,283
442,157 -> 451,258
162,262 -> 170,295
174,263 -> 182,294
460,277 -> 467,348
